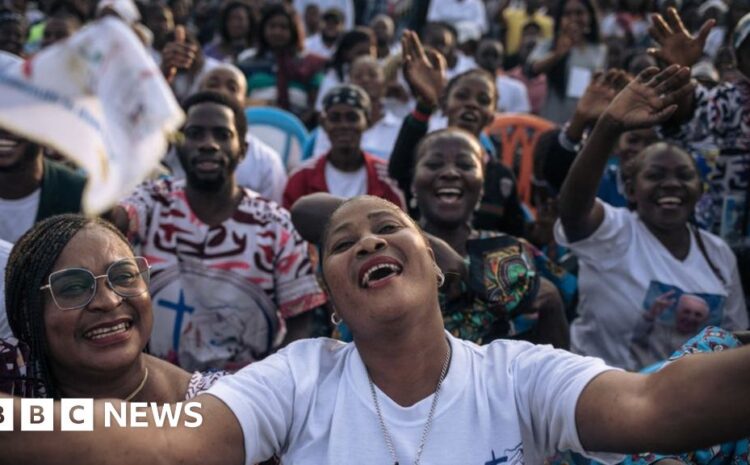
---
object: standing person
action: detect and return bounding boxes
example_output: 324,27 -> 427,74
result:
109,91 -> 326,371
283,84 -> 404,209
556,65 -> 748,370
202,0 -> 256,64
238,2 -> 326,125
506,20 -> 549,115
502,0 -> 554,57
0,128 -> 86,243
370,13 -> 398,61
527,0 -> 607,124
303,7 -> 344,60
474,38 -> 532,114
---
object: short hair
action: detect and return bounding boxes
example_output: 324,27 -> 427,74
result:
5,215 -> 132,398
218,0 -> 256,46
257,2 -> 304,55
182,90 -> 247,142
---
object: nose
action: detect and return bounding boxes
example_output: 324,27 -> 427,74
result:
438,165 -> 461,180
86,277 -> 122,312
355,234 -> 387,258
198,134 -> 220,152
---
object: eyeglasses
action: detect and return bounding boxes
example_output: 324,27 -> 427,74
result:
39,257 -> 151,310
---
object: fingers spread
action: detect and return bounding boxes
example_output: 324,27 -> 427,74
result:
650,13 -> 671,43
636,66 -> 660,83
665,7 -> 687,36
697,19 -> 716,43
654,66 -> 690,95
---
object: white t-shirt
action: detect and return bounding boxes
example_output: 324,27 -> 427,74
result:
497,74 -> 531,114
304,34 -> 336,60
312,111 -> 403,160
293,0 -> 354,30
0,239 -> 12,340
206,334 -> 623,465
324,162 -> 367,198
164,133 -> 287,204
427,0 -> 488,34
555,202 -> 748,370
0,189 -> 40,243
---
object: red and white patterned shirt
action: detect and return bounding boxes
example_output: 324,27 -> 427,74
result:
120,178 -> 326,371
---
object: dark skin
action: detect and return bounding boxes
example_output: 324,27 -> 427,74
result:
320,102 -> 369,172
0,129 -> 44,200
558,65 -> 697,261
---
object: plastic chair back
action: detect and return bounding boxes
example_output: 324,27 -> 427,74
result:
484,113 -> 555,209
245,107 -> 309,171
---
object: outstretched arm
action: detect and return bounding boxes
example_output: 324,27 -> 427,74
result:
0,394 -> 245,465
557,66 -> 692,242
577,344 -> 750,455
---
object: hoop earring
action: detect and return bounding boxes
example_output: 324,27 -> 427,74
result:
330,312 -> 343,326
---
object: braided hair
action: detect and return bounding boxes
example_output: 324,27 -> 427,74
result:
5,214 -> 132,398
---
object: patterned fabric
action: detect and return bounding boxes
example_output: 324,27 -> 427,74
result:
441,230 -> 577,344
120,177 -> 326,371
661,80 -> 750,251
321,84 -> 371,115
185,370 -> 228,400
0,338 -> 42,398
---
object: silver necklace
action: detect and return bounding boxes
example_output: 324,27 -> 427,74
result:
367,341 -> 451,465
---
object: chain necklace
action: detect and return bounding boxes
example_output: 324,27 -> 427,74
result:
367,340 -> 451,465
124,367 -> 149,402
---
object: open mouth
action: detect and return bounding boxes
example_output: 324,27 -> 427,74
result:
0,138 -> 21,155
656,196 -> 684,208
434,187 -> 464,205
359,259 -> 404,289
459,112 -> 479,124
83,320 -> 133,341
193,158 -> 223,173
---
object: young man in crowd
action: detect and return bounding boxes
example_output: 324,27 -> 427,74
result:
474,37 -> 532,114
304,7 -> 344,60
109,91 -> 326,371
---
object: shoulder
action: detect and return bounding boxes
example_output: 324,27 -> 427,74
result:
236,189 -> 298,228
695,227 -> 736,262
231,338 -> 351,381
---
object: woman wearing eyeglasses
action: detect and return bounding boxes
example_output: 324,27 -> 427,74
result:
1,214 -> 223,400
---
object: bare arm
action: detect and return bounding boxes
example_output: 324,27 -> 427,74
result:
558,66 -> 692,242
1,394 -> 245,465
577,344 -> 750,454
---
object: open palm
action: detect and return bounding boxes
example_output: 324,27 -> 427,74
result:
401,30 -> 446,108
648,7 -> 714,67
604,66 -> 693,130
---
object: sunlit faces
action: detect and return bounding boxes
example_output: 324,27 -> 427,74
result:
443,73 -> 497,136
321,197 -> 438,328
349,57 -> 385,101
412,131 -> 485,228
43,225 -> 153,375
264,13 -> 292,50
200,67 -> 247,102
629,144 -> 702,232
321,102 -> 369,151
177,102 -> 246,191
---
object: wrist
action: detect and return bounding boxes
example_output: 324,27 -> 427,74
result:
415,100 -> 437,118
596,113 -> 626,134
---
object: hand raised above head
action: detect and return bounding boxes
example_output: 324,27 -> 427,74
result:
401,30 -> 446,108
602,65 -> 693,131
648,7 -> 714,67
575,69 -> 631,125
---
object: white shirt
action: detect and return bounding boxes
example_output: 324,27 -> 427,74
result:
0,239 -> 12,340
324,162 -> 367,198
555,202 -> 748,370
304,34 -> 336,59
427,0 -> 488,34
315,69 -> 343,111
312,111 -> 403,160
445,53 -> 478,81
497,74 -> 531,113
206,333 -> 623,465
293,0 -> 354,29
0,189 -> 40,243
164,133 -> 287,204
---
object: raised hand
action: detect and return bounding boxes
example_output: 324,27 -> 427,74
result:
648,7 -> 714,67
401,29 -> 446,108
161,26 -> 198,82
602,65 -> 693,131
575,69 -> 631,125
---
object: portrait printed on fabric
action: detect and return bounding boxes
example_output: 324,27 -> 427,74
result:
630,280 -> 726,368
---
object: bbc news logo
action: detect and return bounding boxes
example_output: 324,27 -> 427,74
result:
0,399 -> 203,431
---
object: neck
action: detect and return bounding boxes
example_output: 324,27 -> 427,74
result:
355,306 -> 449,406
328,147 -> 365,172
186,178 -> 243,226
54,356 -> 148,400
645,221 -> 691,260
421,220 -> 472,256
0,153 -> 43,199
370,101 -> 383,123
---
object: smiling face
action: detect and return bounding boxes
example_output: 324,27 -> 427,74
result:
178,102 -> 245,192
43,225 -> 152,376
321,102 -> 369,152
413,131 -> 485,229
0,128 -> 39,172
349,57 -> 385,101
321,197 -> 439,332
443,73 -> 497,136
629,144 -> 702,232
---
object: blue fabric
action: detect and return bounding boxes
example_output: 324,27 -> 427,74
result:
596,157 -> 628,208
244,107 -> 309,167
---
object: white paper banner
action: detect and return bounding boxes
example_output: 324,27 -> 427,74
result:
0,17 -> 184,214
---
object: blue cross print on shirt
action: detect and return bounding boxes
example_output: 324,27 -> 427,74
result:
485,450 -> 508,465
157,290 -> 195,351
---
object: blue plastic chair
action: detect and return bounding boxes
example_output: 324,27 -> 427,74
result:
244,107 -> 309,171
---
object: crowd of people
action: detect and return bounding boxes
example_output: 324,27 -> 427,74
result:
1,0 -> 750,463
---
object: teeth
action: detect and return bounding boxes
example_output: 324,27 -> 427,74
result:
84,322 -> 130,340
437,188 -> 462,196
0,138 -> 18,147
658,196 -> 682,205
361,263 -> 402,287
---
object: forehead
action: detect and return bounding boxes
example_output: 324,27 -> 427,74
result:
185,102 -> 236,128
266,13 -> 289,26
642,146 -> 693,166
328,200 -> 407,234
325,102 -> 365,115
53,225 -> 132,272
420,133 -> 482,159
450,74 -> 493,93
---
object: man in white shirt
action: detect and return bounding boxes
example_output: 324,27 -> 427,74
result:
475,38 -> 532,113
304,7 -> 344,60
